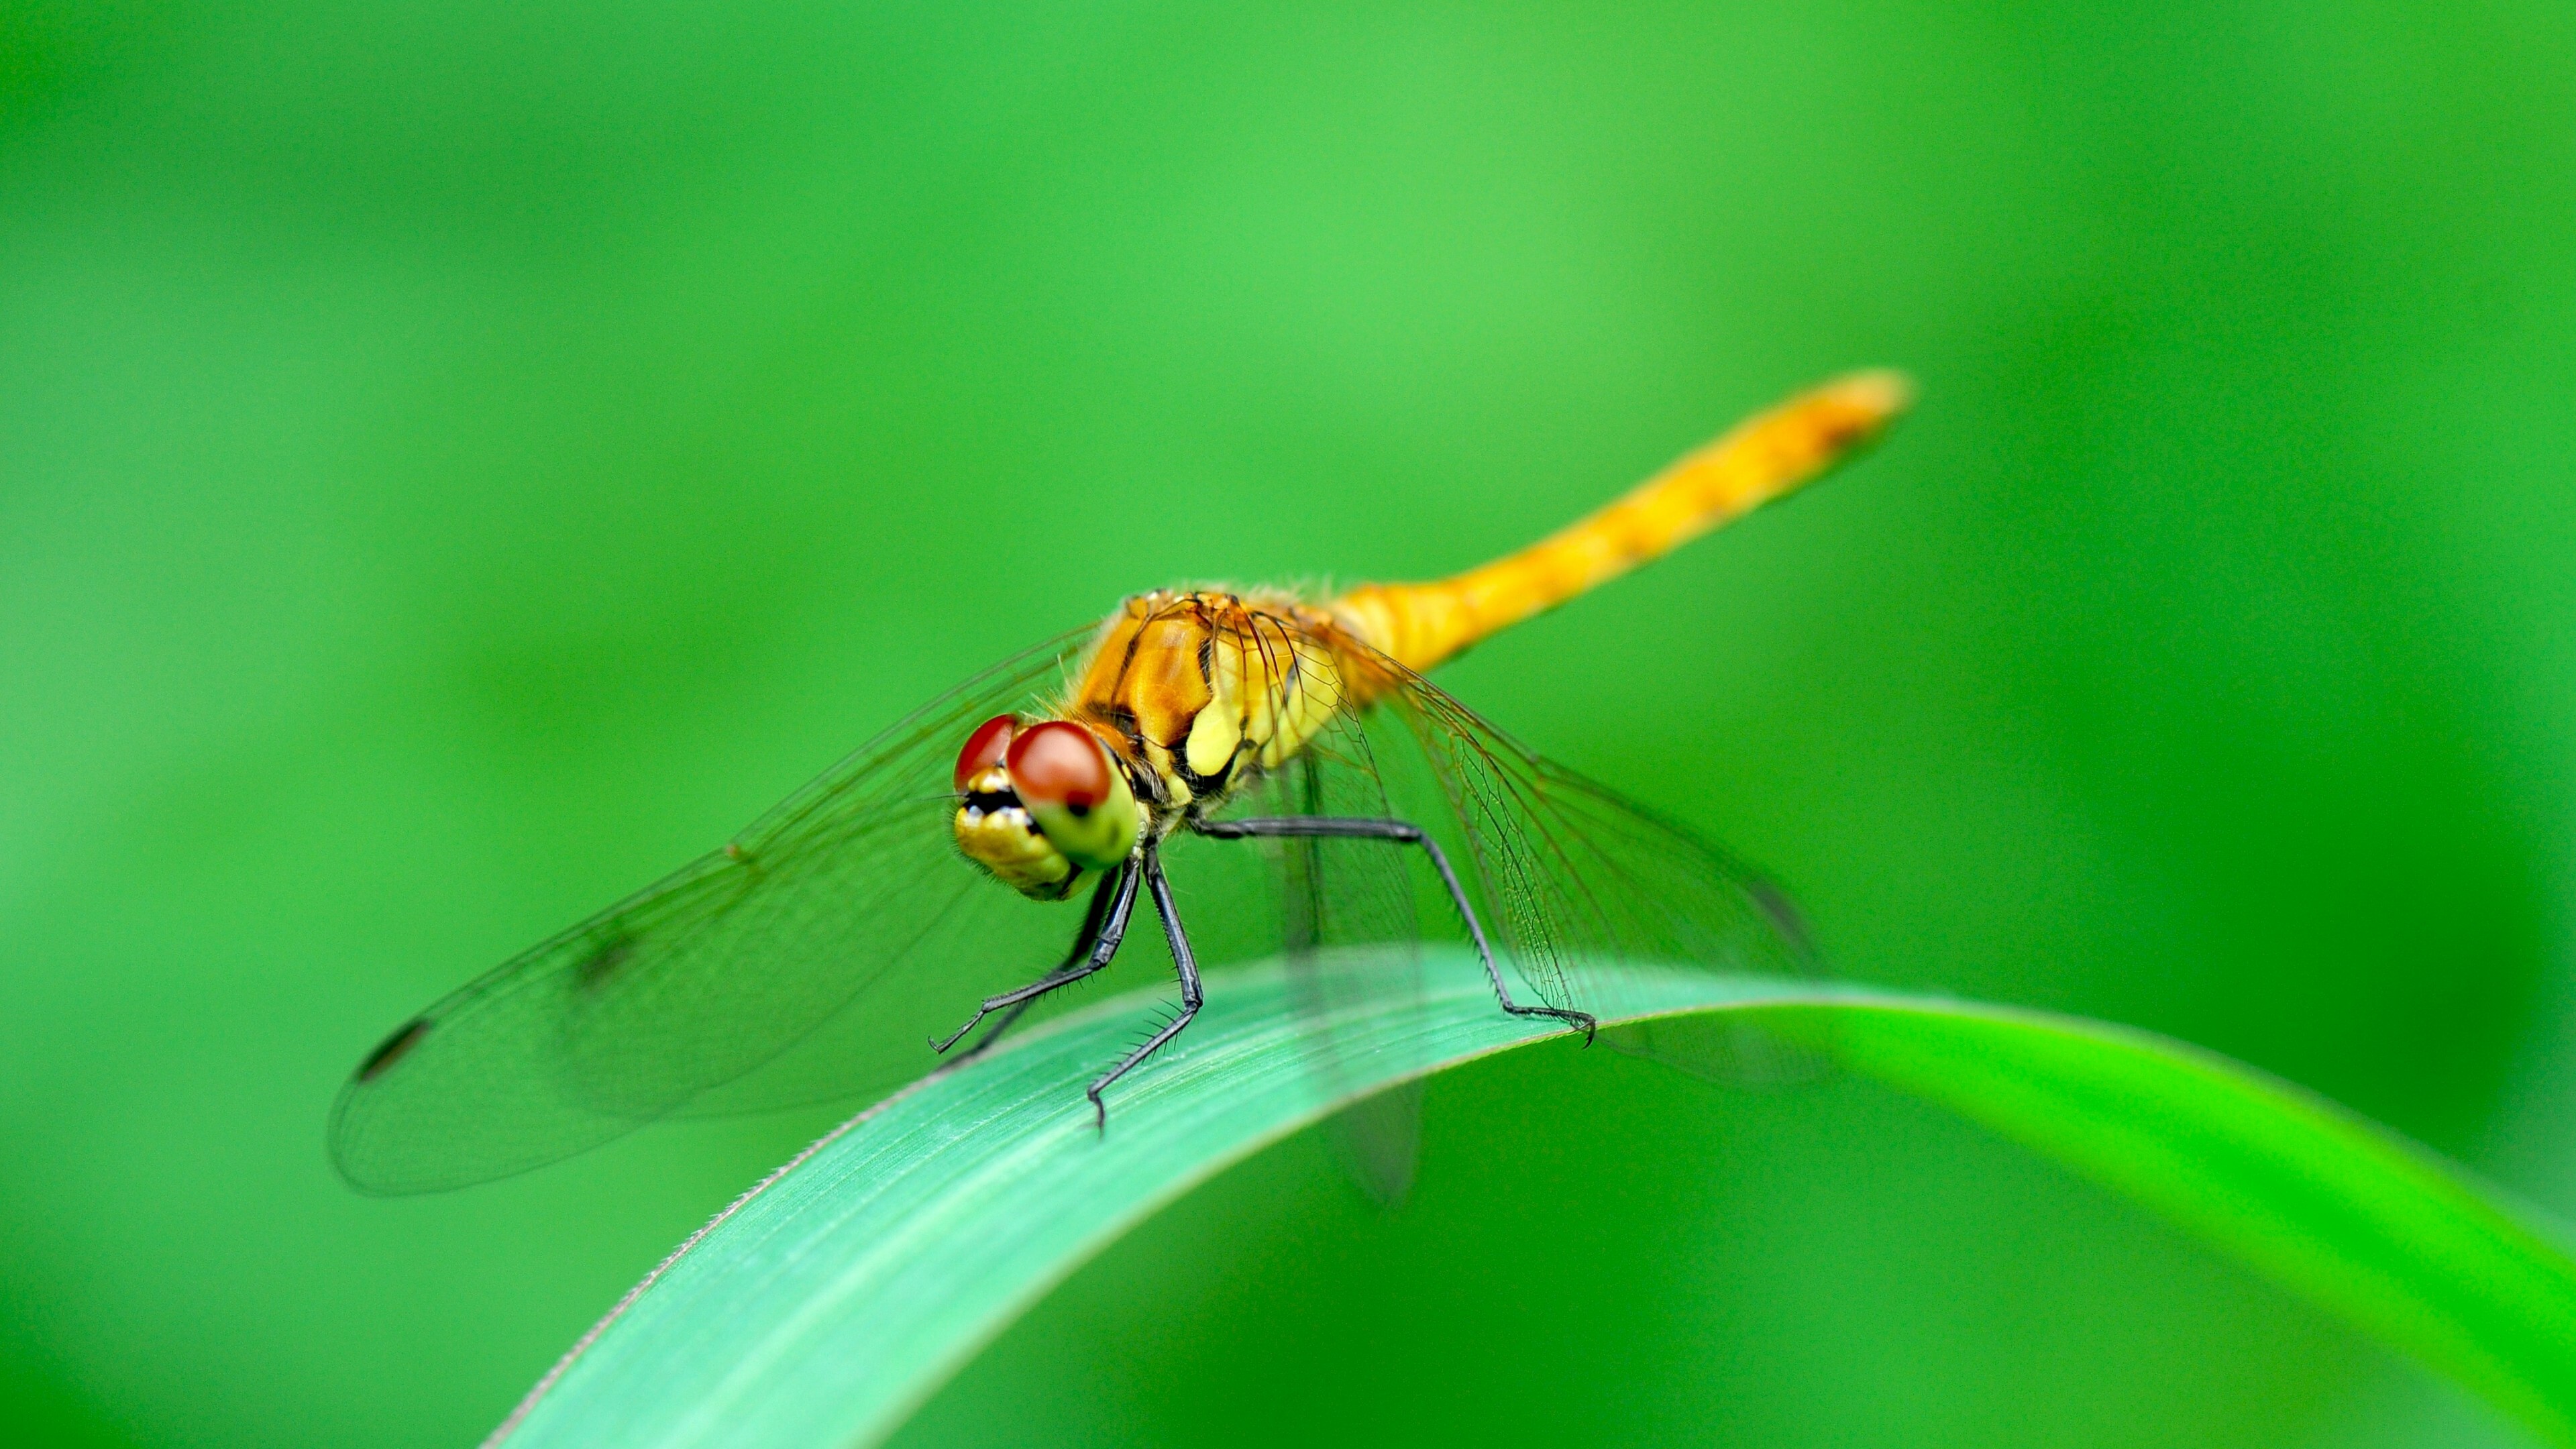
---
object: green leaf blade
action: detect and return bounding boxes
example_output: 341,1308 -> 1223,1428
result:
492,955 -> 2576,1449
1811,1004 -> 2576,1445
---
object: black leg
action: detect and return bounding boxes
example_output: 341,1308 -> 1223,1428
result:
932,862 -> 1141,1055
1194,815 -> 1597,1041
1085,846 -> 1203,1130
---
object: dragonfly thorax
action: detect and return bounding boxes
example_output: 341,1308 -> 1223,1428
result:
1062,591 -> 1360,815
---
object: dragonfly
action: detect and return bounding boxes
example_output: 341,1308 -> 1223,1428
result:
330,371 -> 1910,1193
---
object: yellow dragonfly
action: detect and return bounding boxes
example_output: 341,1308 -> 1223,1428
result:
331,372 -> 1910,1193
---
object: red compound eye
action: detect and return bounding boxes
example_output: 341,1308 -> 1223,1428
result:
953,714 -> 1020,792
1005,721 -> 1114,814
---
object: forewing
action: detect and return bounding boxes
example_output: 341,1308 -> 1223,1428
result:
328,630 -> 1097,1193
1360,657 -> 1821,1010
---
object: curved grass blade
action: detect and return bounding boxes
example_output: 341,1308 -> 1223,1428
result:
1786,1002 -> 2576,1444
490,953 -> 2576,1449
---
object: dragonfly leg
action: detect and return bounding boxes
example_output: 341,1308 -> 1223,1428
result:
1195,816 -> 1597,1042
932,862 -> 1141,1055
1085,846 -> 1203,1132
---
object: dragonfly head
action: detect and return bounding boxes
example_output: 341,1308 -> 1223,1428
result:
953,714 -> 1142,900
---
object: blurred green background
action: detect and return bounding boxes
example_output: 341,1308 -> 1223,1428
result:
5,0 -> 2574,1444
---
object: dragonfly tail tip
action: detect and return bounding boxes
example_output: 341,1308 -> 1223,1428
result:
1827,368 -> 1916,427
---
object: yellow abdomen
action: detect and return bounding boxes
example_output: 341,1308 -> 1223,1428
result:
1331,370 -> 1909,674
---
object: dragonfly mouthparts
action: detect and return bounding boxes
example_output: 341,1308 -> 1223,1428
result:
961,784 -> 1021,815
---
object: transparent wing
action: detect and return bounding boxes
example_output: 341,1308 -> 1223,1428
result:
1367,665 -> 1820,1006
328,629 -> 1104,1194
1182,616 -> 1823,1194
1353,648 -> 1830,1087
1189,625 -> 1818,1016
